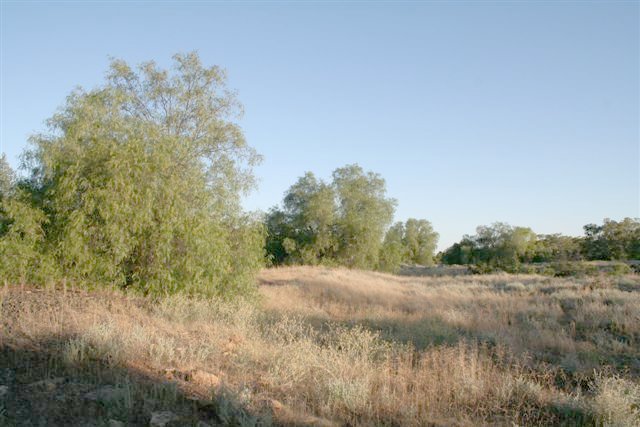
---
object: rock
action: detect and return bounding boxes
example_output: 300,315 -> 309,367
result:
28,377 -> 65,391
149,411 -> 179,427
84,385 -> 126,403
189,370 -> 221,388
0,385 -> 8,399
108,420 -> 125,427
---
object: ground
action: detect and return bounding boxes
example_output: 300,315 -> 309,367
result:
1,267 -> 639,426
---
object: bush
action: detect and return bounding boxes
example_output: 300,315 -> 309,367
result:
2,53 -> 263,298
609,263 -> 632,276
504,281 -> 526,292
589,374 -> 640,426
549,261 -> 597,277
0,194 -> 59,284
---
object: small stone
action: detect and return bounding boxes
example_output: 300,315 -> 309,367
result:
149,411 -> 179,427
108,420 -> 125,427
0,385 -> 9,399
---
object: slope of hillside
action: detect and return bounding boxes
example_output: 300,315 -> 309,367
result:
1,268 -> 639,426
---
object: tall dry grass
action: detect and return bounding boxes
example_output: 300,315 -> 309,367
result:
1,267 -> 639,426
260,267 -> 640,376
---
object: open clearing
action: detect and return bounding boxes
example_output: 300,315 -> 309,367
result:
1,267 -> 639,426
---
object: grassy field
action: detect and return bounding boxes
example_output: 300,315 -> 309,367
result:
1,267 -> 639,426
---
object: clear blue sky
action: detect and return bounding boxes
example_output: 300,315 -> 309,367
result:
1,1 -> 638,250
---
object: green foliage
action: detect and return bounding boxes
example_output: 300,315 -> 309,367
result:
0,190 -> 58,284
278,172 -> 337,265
221,214 -> 267,299
4,52 -> 263,297
332,165 -> 396,269
529,234 -> 582,263
547,261 -> 597,278
442,222 -> 536,272
265,164 -> 396,270
441,238 -> 475,265
1,156 -> 58,283
377,219 -> 439,272
378,222 -> 405,273
0,154 -> 14,199
582,218 -> 640,261
444,218 -> 640,273
265,208 -> 292,266
402,218 -> 439,266
609,262 -> 632,276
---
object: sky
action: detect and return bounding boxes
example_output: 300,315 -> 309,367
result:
1,1 -> 638,250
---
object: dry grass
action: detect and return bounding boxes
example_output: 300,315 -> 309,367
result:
1,267 -> 639,426
260,267 -> 640,375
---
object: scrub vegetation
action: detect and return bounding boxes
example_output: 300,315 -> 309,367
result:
1,268 -> 639,426
1,53 -> 639,426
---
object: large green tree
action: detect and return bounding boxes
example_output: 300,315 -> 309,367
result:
442,222 -> 536,271
332,165 -> 396,269
14,52 -> 263,296
378,222 -> 406,273
582,218 -> 640,260
403,218 -> 439,266
529,234 -> 582,262
0,155 -> 57,284
266,164 -> 396,270
377,219 -> 439,272
266,172 -> 336,265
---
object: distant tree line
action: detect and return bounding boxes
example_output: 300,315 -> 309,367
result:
440,218 -> 640,272
265,166 -> 439,272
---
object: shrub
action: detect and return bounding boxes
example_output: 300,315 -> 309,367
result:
5,53 -> 263,298
590,374 -> 640,426
0,193 -> 59,284
609,263 -> 632,276
550,261 -> 597,277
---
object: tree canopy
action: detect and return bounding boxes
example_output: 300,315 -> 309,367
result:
582,218 -> 640,261
441,218 -> 640,271
441,222 -> 536,271
378,219 -> 439,272
1,52 -> 264,297
0,154 -> 14,198
266,164 -> 397,270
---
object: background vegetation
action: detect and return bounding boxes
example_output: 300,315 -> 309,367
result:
441,219 -> 640,274
0,52 -> 638,292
